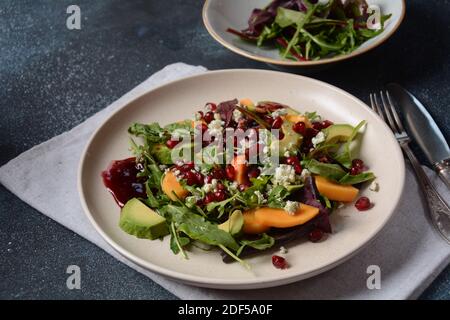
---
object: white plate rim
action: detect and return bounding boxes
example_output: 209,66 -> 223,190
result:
77,69 -> 405,289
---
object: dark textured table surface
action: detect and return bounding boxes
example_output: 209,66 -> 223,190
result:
1,0 -> 449,300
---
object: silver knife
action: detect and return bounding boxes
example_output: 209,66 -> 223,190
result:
387,83 -> 450,189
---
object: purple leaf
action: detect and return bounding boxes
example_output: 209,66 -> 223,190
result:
217,99 -> 238,127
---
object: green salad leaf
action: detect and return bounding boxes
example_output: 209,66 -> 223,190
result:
237,233 -> 275,256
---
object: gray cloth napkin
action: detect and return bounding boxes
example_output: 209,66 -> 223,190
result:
1,63 -> 449,300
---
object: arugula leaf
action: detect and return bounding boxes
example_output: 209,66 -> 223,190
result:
169,222 -> 189,258
303,159 -> 347,181
237,233 -> 275,256
339,172 -> 375,185
128,122 -> 166,143
163,205 -> 240,252
164,120 -> 193,133
267,185 -> 290,208
206,194 -> 237,218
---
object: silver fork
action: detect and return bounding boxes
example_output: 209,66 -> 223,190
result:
370,91 -> 450,244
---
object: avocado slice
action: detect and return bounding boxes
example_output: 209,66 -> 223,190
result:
119,198 -> 169,240
323,124 -> 354,144
277,117 -> 303,156
219,210 -> 244,236
150,143 -> 173,164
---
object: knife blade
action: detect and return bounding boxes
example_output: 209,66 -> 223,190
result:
387,83 -> 450,189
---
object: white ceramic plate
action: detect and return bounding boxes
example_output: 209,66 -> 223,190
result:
203,0 -> 405,67
78,69 -> 405,289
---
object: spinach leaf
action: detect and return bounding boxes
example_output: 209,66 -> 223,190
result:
339,172 -> 375,185
163,205 -> 240,252
237,233 -> 275,256
303,159 -> 347,181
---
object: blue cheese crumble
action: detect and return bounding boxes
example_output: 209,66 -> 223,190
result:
284,200 -> 300,215
273,164 -> 296,186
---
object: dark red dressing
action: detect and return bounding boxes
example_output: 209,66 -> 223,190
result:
101,157 -> 146,208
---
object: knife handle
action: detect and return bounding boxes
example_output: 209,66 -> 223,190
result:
435,159 -> 450,190
401,143 -> 450,244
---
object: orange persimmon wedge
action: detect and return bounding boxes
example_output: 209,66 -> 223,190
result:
161,170 -> 189,201
232,154 -> 249,185
315,176 -> 359,202
242,209 -> 271,234
253,204 -> 320,229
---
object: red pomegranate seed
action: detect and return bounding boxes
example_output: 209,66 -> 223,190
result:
206,102 -> 217,112
305,128 -> 319,138
292,121 -> 306,135
312,122 -> 323,130
272,116 -> 284,129
182,162 -> 195,171
352,159 -> 364,169
211,167 -> 226,180
247,167 -> 261,179
166,139 -> 179,149
214,190 -> 227,201
278,130 -> 285,140
194,172 -> 204,185
263,115 -> 274,126
204,175 -> 213,184
272,255 -> 288,269
183,171 -> 197,186
204,112 -> 214,123
225,165 -> 235,180
308,228 -> 324,243
216,182 -> 226,190
204,193 -> 215,204
321,120 -> 334,129
350,167 -> 362,175
355,197 -> 371,211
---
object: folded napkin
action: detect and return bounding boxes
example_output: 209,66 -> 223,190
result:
1,63 -> 449,300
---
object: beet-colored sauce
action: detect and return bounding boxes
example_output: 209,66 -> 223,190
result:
101,157 -> 146,208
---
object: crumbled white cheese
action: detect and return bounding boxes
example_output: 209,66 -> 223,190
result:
311,131 -> 325,147
233,109 -> 243,122
279,246 -> 288,254
369,181 -> 379,192
284,201 -> 300,215
228,181 -> 239,194
171,128 -> 190,140
272,108 -> 288,118
158,164 -> 167,171
202,179 -> 218,193
300,168 -> 311,181
208,119 -> 224,136
173,170 -> 181,177
273,164 -> 296,186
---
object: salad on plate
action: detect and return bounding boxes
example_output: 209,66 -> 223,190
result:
227,0 -> 392,61
102,98 -> 376,269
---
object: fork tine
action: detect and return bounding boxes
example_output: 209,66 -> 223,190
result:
380,91 -> 400,133
371,93 -> 387,123
385,90 -> 406,132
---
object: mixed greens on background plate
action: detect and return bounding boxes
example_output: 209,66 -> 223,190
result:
227,0 -> 391,61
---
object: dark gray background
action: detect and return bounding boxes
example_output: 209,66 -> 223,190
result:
0,0 -> 449,299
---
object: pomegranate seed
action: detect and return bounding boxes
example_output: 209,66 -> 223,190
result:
278,130 -> 285,140
182,162 -> 195,171
263,115 -> 274,126
204,175 -> 213,184
166,139 -> 179,149
305,128 -> 319,138
272,116 -> 283,129
204,112 -> 214,123
214,190 -> 227,201
216,182 -> 226,190
272,255 -> 288,269
196,198 -> 204,206
206,102 -> 217,112
321,120 -> 333,129
183,171 -> 197,186
194,172 -> 204,185
355,197 -> 371,211
350,166 -> 362,175
292,121 -> 306,135
204,193 -> 215,204
211,167 -> 226,180
247,167 -> 261,179
308,228 -> 324,242
312,122 -> 322,130
352,159 -> 364,169
225,165 -> 235,180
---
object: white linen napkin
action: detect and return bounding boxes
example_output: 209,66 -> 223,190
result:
1,62 -> 449,300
